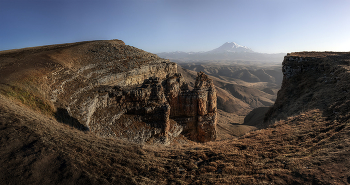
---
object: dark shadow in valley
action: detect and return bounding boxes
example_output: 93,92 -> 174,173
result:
55,108 -> 89,131
244,107 -> 270,127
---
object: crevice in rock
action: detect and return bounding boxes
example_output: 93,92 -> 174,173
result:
55,108 -> 89,131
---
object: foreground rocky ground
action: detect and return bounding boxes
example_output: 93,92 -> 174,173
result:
0,41 -> 349,184
1,94 -> 349,184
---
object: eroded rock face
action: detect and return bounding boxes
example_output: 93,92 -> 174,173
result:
193,72 -> 217,142
265,52 -> 350,124
89,72 -> 217,143
166,72 -> 217,142
63,72 -> 217,144
43,40 -> 217,144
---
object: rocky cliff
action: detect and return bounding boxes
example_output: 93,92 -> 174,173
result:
265,52 -> 350,123
0,39 -> 217,143
166,72 -> 217,142
71,71 -> 217,144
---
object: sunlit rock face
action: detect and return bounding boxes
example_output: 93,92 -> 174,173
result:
58,72 -> 217,144
166,72 -> 217,143
44,40 -> 217,144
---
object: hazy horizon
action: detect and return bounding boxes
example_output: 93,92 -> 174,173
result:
1,0 -> 350,54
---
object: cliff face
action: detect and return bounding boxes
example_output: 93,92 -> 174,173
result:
256,52 -> 350,184
166,72 -> 217,142
0,40 -> 217,144
265,52 -> 350,124
73,71 -> 217,144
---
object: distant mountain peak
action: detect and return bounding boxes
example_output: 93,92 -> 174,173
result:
224,42 -> 243,48
210,42 -> 254,53
156,42 -> 285,64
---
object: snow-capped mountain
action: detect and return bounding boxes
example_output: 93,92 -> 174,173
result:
157,42 -> 285,64
209,42 -> 254,53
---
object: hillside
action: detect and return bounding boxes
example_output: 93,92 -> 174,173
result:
181,63 -> 282,85
177,66 -> 277,138
0,42 -> 349,184
0,40 -> 192,144
177,66 -> 279,114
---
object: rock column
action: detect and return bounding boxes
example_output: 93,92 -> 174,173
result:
194,72 -> 217,142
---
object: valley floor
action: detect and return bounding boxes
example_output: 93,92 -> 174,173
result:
216,110 -> 254,141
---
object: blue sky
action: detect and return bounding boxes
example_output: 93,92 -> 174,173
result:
1,0 -> 350,53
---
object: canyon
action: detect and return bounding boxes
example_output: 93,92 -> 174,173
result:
0,40 -> 349,184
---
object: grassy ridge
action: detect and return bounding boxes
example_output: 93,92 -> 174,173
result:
0,84 -> 54,116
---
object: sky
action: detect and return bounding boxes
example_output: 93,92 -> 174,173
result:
1,0 -> 350,53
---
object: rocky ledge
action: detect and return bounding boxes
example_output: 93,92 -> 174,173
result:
265,52 -> 350,123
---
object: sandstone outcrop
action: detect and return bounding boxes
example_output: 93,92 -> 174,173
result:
166,72 -> 217,142
0,40 -> 217,144
89,71 -> 217,143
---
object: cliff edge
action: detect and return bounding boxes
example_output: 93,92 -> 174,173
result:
265,52 -> 350,124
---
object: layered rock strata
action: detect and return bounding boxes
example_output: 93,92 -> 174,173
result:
166,72 -> 217,142
265,52 -> 350,123
21,40 -> 219,143
68,71 -> 217,144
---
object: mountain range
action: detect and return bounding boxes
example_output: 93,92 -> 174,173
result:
157,42 -> 285,63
